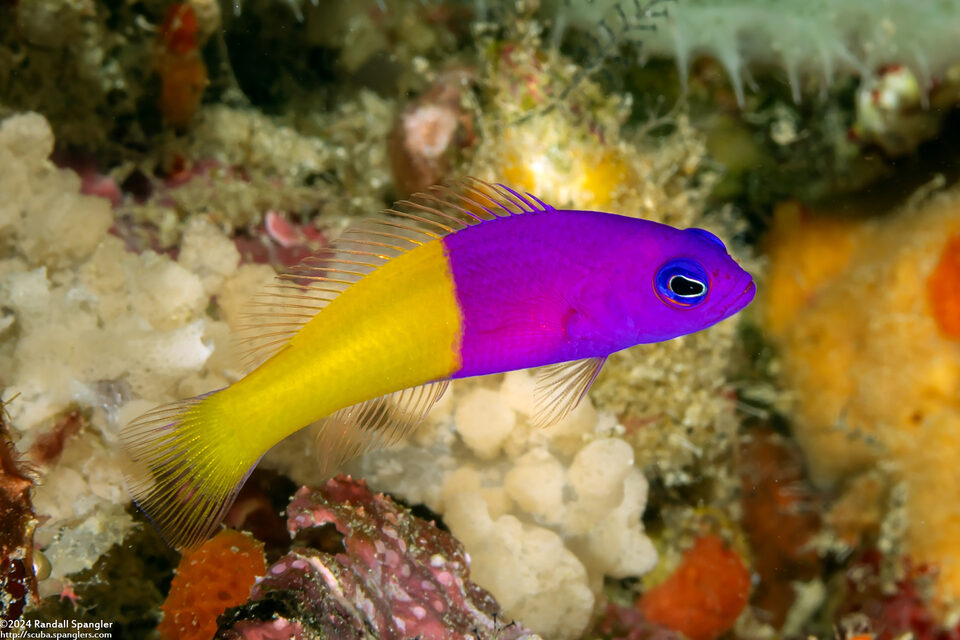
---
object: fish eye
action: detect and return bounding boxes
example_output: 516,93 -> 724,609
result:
669,274 -> 705,297
654,259 -> 709,307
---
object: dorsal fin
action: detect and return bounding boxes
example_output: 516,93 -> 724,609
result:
235,178 -> 555,372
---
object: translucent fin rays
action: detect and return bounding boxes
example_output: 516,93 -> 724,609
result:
531,356 -> 607,429
119,390 -> 249,550
313,380 -> 450,474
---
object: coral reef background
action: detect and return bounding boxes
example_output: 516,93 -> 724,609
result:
3,0 -> 960,639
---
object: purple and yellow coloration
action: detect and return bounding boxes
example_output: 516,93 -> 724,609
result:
120,179 -> 755,549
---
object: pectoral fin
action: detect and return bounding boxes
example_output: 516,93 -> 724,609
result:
531,356 -> 606,428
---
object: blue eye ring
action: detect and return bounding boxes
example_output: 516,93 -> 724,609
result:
654,258 -> 709,307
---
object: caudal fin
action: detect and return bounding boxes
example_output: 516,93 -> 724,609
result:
119,391 -> 255,550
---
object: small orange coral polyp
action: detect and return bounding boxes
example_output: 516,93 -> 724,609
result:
159,529 -> 265,640
639,535 -> 750,640
927,232 -> 960,339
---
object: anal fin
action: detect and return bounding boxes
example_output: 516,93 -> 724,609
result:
313,380 -> 450,474
531,356 -> 607,429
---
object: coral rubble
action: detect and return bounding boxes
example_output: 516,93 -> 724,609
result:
25,513 -> 180,636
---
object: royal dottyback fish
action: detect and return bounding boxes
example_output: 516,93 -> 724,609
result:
120,178 -> 756,549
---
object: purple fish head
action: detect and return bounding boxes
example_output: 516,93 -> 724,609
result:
581,223 -> 755,348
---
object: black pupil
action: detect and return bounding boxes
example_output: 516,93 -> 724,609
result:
670,275 -> 704,297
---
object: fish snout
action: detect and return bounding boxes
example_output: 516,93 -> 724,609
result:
730,272 -> 757,310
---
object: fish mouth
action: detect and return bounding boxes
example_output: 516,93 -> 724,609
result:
723,273 -> 756,316
735,278 -> 757,307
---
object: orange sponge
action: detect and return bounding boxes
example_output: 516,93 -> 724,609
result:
159,529 -> 266,640
639,535 -> 750,640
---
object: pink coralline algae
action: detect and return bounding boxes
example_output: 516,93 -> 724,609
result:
232,215 -> 326,268
52,151 -> 123,209
217,475 -> 535,640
